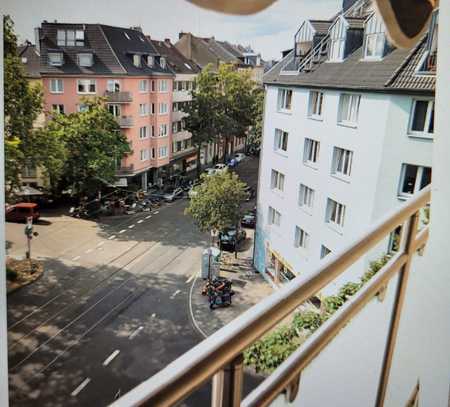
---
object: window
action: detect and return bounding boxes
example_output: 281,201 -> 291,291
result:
124,32 -> 131,40
139,126 -> 148,139
409,99 -> 434,137
303,138 -> 320,165
420,11 -> 438,73
57,29 -> 84,46
159,103 -> 168,115
48,52 -> 63,66
159,146 -> 168,158
308,91 -> 324,118
277,89 -> 292,111
22,164 -> 37,178
364,13 -> 386,59
77,104 -> 89,113
107,79 -> 121,92
294,226 -> 309,249
329,18 -> 346,62
326,199 -> 346,228
108,104 -> 121,117
268,206 -> 281,226
274,129 -> 288,152
51,104 -> 64,114
159,80 -> 168,92
49,79 -> 63,93
399,164 -> 432,197
159,124 -> 168,137
139,103 -> 149,116
270,169 -> 285,192
147,56 -> 154,67
160,57 -> 166,69
173,102 -> 178,112
338,94 -> 361,126
133,54 -> 141,67
151,148 -> 156,159
151,103 -> 155,115
331,147 -> 353,178
320,245 -> 331,259
140,149 -> 149,161
77,79 -> 96,94
139,79 -> 148,92
299,184 -> 314,209
77,53 -> 93,67
172,122 -> 179,133
151,125 -> 155,137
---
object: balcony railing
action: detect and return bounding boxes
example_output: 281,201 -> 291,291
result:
117,115 -> 134,128
116,164 -> 134,176
111,186 -> 430,407
105,91 -> 133,103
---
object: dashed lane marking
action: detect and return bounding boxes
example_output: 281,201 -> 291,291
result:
72,255 -> 80,261
102,350 -> 120,366
71,378 -> 91,397
128,224 -> 135,229
153,211 -> 159,214
85,249 -> 93,254
108,235 -> 116,240
128,326 -> 143,340
170,289 -> 181,299
97,241 -> 105,247
151,313 -> 156,318
145,215 -> 152,219
119,229 -> 126,234
137,220 -> 144,224
186,272 -> 198,284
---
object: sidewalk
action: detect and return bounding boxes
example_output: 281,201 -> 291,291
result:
189,229 -> 273,338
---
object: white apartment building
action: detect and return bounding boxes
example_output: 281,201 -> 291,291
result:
254,0 -> 437,292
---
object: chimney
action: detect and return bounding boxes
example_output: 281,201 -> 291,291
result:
130,26 -> 143,32
164,38 -> 171,45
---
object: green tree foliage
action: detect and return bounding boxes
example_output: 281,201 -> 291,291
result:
246,86 -> 265,150
44,97 -> 130,196
185,171 -> 247,233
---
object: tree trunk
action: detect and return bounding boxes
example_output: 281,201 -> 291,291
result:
196,145 -> 202,179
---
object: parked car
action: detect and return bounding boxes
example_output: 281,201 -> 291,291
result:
243,185 -> 256,201
241,212 -> 256,228
6,203 -> 40,223
214,163 -> 228,173
218,227 -> 246,251
162,188 -> 184,202
234,153 -> 246,163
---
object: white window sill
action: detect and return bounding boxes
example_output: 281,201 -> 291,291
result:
139,90 -> 149,94
303,161 -> 319,170
77,92 -> 97,95
307,115 -> 323,122
326,222 -> 344,235
139,137 -> 149,140
407,132 -> 433,140
299,205 -> 313,216
271,188 -> 284,198
330,173 -> 351,184
397,194 -> 411,201
274,149 -> 288,158
277,109 -> 292,115
49,91 -> 64,94
337,121 -> 357,129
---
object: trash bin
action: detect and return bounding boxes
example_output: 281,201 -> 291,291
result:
201,247 -> 221,280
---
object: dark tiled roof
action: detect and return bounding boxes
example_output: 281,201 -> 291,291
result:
203,38 -> 240,63
18,43 -> 41,78
149,38 -> 200,74
217,41 -> 243,58
309,20 -> 332,33
39,23 -> 125,75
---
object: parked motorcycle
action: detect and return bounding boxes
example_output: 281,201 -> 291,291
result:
202,277 -> 235,310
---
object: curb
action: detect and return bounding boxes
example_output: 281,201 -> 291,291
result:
188,274 -> 208,339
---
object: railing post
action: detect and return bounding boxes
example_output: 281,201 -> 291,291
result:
212,354 -> 244,407
376,212 -> 420,407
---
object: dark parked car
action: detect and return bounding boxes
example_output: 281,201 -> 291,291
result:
241,212 -> 256,228
243,185 -> 256,201
218,227 -> 246,251
6,203 -> 40,223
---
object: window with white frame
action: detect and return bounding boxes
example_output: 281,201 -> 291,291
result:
329,17 -> 346,62
308,91 -> 324,118
338,93 -> 361,125
57,29 -> 84,46
270,169 -> 285,192
409,99 -> 434,136
77,79 -> 96,94
325,198 -> 346,228
159,124 -> 168,137
159,80 -> 168,92
77,104 -> 89,113
274,129 -> 288,152
277,88 -> 292,111
140,149 -> 149,161
139,79 -> 148,92
298,184 -> 314,209
133,54 -> 141,67
48,52 -> 63,66
364,13 -> 386,59
159,146 -> 168,158
77,53 -> 93,67
294,226 -> 309,249
108,104 -> 121,117
159,103 -> 168,115
320,245 -> 331,259
139,103 -> 149,116
107,79 -> 121,92
331,147 -> 353,178
398,164 -> 431,197
50,79 -> 64,93
52,104 -> 64,114
160,57 -> 166,69
268,206 -> 281,226
139,126 -> 148,139
147,55 -> 154,67
303,138 -> 320,165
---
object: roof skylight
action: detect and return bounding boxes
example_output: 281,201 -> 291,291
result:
124,32 -> 131,40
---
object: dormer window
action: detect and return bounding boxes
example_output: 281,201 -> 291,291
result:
48,52 -> 63,66
77,53 -> 93,67
294,21 -> 314,57
133,54 -> 141,67
57,29 -> 84,46
329,17 -> 346,62
363,13 -> 386,60
160,57 -> 166,69
419,10 -> 438,73
147,55 -> 154,67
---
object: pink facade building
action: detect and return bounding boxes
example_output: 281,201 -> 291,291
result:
37,22 -> 175,189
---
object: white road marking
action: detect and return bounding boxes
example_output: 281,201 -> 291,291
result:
137,219 -> 144,224
97,241 -> 105,247
71,378 -> 91,397
186,272 -> 198,284
153,211 -> 159,214
151,313 -> 156,318
108,235 -> 116,240
145,215 -> 152,219
85,249 -> 93,254
102,350 -> 120,366
119,229 -> 126,234
170,289 -> 181,299
72,255 -> 80,261
128,326 -> 143,340
128,224 -> 135,229
189,274 -> 207,338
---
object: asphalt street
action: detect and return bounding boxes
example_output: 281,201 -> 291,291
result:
6,157 -> 261,407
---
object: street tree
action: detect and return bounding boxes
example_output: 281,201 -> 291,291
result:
246,86 -> 265,151
45,97 -> 130,197
185,171 -> 247,234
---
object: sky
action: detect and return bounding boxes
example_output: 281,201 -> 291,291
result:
2,0 -> 341,61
